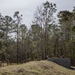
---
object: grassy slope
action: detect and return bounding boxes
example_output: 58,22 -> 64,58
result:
0,60 -> 75,75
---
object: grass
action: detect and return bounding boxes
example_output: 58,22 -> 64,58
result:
0,60 -> 75,75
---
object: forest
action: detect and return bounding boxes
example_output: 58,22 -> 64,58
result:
0,1 -> 75,65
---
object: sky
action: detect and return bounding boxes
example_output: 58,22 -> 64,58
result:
0,0 -> 75,28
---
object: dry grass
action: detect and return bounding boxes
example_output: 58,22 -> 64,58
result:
0,60 -> 75,75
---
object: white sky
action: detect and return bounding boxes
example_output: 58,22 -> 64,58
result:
0,0 -> 75,28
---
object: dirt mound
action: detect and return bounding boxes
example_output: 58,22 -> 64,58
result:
0,60 -> 75,75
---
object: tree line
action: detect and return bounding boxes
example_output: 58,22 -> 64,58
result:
0,1 -> 75,65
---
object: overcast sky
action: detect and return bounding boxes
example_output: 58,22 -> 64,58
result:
0,0 -> 75,28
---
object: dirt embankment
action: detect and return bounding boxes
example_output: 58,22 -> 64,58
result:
0,60 -> 75,75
